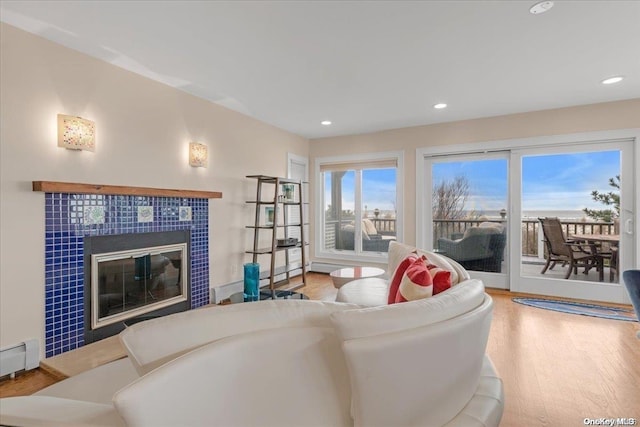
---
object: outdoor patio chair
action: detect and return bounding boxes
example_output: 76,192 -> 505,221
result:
538,217 -> 599,280
337,219 -> 395,252
436,222 -> 506,273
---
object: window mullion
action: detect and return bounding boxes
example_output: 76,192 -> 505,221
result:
354,169 -> 363,254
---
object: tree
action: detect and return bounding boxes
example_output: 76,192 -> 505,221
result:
583,175 -> 619,222
432,176 -> 470,220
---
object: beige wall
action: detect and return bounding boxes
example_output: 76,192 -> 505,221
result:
309,99 -> 640,264
0,24 -> 309,351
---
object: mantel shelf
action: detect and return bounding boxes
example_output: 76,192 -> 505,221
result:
32,181 -> 222,199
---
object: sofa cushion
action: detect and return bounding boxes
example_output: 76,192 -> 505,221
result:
479,221 -> 504,231
395,256 -> 433,303
388,253 -> 418,304
362,218 -> 378,236
335,278 -> 389,307
331,279 -> 485,341
463,225 -> 502,239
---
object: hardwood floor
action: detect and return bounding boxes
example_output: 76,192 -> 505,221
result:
0,368 -> 60,398
2,272 -> 639,426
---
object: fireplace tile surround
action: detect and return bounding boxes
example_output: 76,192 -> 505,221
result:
44,193 -> 209,357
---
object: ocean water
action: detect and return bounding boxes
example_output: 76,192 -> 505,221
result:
370,209 -> 593,221
489,210 -> 589,220
521,210 -> 589,220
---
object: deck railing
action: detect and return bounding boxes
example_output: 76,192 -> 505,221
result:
370,218 -> 396,234
325,217 -> 614,258
434,218 -> 615,257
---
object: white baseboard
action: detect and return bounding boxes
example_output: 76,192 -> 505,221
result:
210,281 -> 243,304
308,262 -> 351,273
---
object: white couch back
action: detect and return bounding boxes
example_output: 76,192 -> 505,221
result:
114,326 -> 353,427
331,278 -> 485,340
119,299 -> 360,375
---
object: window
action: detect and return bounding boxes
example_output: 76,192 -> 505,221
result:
316,152 -> 403,261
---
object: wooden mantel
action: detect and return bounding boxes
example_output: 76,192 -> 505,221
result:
33,181 -> 222,199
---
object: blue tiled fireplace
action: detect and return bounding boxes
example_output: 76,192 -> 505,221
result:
44,193 -> 209,357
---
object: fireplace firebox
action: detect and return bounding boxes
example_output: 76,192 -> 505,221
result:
83,230 -> 191,343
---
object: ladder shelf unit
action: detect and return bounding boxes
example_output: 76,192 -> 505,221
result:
245,175 -> 308,298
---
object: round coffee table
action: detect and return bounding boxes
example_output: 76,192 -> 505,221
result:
330,266 -> 385,289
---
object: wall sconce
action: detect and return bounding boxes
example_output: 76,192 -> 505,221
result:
57,114 -> 96,151
189,142 -> 208,167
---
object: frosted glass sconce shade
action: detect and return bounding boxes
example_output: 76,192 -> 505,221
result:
189,142 -> 208,167
57,114 -> 95,151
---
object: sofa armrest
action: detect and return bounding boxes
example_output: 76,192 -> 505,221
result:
335,295 -> 493,427
0,396 -> 124,427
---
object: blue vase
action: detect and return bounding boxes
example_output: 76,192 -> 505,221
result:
243,263 -> 260,302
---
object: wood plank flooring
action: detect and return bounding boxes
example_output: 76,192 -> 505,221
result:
2,272 -> 639,425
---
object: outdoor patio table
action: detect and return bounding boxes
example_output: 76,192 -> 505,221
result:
570,234 -> 619,282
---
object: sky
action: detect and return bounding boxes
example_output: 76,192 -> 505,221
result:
325,150 -> 621,216
433,150 -> 620,213
324,169 -> 397,213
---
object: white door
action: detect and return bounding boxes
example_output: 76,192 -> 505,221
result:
287,153 -> 309,265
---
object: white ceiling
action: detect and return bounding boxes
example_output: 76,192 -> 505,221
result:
1,1 -> 639,139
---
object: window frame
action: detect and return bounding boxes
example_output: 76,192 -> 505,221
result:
314,150 -> 404,263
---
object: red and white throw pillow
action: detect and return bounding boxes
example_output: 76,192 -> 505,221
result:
395,256 -> 434,303
388,253 -> 418,304
426,263 -> 452,295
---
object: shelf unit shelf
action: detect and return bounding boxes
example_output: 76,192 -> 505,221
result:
245,223 -> 309,229
246,175 -> 308,298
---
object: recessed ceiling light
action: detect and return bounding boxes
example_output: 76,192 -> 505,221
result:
433,103 -> 447,109
321,120 -> 332,126
601,76 -> 624,85
529,1 -> 554,14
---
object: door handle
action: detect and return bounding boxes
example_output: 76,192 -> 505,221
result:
625,218 -> 634,235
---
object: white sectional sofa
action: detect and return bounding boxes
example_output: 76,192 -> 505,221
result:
1,245 -> 503,426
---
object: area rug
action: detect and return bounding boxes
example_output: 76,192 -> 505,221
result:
512,298 -> 637,322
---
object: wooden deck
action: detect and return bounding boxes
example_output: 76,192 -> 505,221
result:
520,259 -> 618,283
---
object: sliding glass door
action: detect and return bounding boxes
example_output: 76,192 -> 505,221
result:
418,131 -> 637,303
427,153 -> 510,289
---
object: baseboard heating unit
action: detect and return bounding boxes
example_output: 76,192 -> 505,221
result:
0,339 -> 39,378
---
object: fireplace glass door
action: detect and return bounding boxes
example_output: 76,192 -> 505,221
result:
91,243 -> 188,329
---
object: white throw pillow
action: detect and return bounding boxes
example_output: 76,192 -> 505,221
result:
361,218 -> 378,236
387,241 -> 416,276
